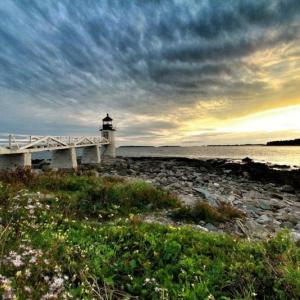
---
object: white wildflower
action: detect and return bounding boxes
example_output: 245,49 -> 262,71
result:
51,277 -> 64,290
11,255 -> 23,267
25,269 -> 31,278
29,256 -> 37,264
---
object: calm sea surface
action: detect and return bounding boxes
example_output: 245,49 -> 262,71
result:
117,146 -> 300,167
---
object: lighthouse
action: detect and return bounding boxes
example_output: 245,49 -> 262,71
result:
100,113 -> 116,158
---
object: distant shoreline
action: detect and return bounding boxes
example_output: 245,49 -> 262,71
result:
118,145 -> 182,148
119,143 -> 300,148
266,138 -> 300,146
207,144 -> 265,147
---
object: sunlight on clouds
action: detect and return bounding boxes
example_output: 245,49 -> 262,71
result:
173,104 -> 300,146
223,104 -> 300,133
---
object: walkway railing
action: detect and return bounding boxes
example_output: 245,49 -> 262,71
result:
0,133 -> 109,153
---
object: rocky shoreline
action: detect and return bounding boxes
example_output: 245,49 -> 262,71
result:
33,156 -> 300,242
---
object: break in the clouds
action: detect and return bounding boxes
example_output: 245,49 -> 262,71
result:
0,0 -> 300,144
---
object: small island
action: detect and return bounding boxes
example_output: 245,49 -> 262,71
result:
267,138 -> 300,146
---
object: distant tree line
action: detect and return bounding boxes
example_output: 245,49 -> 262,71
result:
266,138 -> 300,146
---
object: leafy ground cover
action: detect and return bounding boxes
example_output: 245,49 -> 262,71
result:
0,170 -> 299,299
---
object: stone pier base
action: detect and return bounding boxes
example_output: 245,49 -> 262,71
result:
81,145 -> 101,165
0,153 -> 32,170
51,147 -> 77,169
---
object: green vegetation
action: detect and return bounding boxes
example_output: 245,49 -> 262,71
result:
0,170 -> 299,299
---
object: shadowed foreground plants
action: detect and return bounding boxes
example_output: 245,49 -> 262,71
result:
0,173 -> 299,299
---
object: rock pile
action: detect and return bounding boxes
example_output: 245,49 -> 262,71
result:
94,157 -> 300,242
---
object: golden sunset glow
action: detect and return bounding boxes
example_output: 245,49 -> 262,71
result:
223,105 -> 300,133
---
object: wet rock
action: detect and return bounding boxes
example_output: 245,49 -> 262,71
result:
281,185 -> 294,193
271,193 -> 283,200
243,220 -> 270,239
226,195 -> 235,204
172,182 -> 181,189
257,215 -> 272,224
281,222 -> 294,229
291,231 -> 300,243
97,157 -> 300,241
195,225 -> 209,232
205,223 -> 218,232
202,176 -> 210,183
118,169 -> 128,176
287,214 -> 299,225
242,157 -> 253,163
275,212 -> 288,222
184,182 -> 193,188
242,171 -> 250,178
269,199 -> 285,209
223,169 -> 232,174
258,200 -> 271,210
193,187 -> 220,207
245,190 -> 261,200
127,169 -> 135,175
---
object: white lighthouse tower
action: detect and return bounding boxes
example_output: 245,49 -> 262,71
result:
100,113 -> 116,158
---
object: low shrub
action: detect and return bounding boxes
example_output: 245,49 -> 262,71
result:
1,172 -> 180,220
69,179 -> 180,220
104,181 -> 179,210
171,200 -> 245,224
218,201 -> 246,220
0,167 -> 36,186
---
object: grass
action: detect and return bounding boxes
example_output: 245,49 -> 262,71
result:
0,169 -> 299,299
0,168 -> 180,221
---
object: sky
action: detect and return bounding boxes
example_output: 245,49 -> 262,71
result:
0,0 -> 300,146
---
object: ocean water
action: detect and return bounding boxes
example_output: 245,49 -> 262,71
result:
32,145 -> 300,168
117,146 -> 300,167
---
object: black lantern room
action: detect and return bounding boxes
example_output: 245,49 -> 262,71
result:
100,113 -> 115,131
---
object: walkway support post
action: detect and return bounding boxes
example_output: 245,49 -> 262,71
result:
0,153 -> 31,170
81,145 -> 101,164
51,147 -> 77,169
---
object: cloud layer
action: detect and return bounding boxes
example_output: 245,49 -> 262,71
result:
0,0 -> 300,144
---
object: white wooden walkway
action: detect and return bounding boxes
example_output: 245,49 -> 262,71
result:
0,133 -> 111,170
0,134 -> 109,154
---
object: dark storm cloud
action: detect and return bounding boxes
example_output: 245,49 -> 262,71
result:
0,0 -> 300,137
